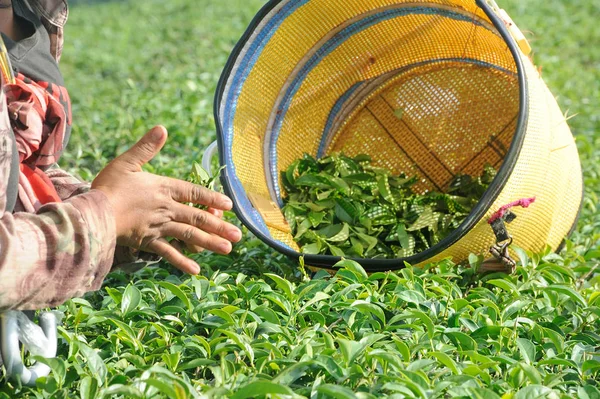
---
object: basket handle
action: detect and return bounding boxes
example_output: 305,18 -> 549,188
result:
201,140 -> 221,192
202,140 -> 219,177
0,311 -> 58,386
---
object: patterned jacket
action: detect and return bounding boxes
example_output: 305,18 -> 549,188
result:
0,0 -> 150,311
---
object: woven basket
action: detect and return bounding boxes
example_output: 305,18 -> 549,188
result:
214,0 -> 583,271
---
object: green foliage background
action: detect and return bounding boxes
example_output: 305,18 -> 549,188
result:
2,0 -> 599,398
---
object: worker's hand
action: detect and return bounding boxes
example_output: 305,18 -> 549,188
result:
174,207 -> 226,254
92,126 -> 241,274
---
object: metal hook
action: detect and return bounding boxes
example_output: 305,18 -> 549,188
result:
0,311 -> 58,386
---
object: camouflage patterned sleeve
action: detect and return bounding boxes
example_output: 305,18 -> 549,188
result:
45,165 -> 161,272
45,165 -> 91,199
0,190 -> 117,311
0,97 -> 147,310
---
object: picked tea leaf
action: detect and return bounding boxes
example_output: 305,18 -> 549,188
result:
282,153 -> 495,258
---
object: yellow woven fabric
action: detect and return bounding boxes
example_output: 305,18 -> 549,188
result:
227,0 -> 582,266
417,58 -> 582,266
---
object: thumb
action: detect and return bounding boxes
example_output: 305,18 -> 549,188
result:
116,126 -> 168,171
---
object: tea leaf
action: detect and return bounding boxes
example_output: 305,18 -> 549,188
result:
121,284 -> 141,316
230,381 -> 295,399
282,153 -> 493,258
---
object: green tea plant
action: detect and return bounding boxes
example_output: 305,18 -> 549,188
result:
188,163 -> 221,192
2,245 -> 599,398
282,153 -> 495,258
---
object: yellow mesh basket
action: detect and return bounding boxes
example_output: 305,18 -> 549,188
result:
214,0 -> 583,271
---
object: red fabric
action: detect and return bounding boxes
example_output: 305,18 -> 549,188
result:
5,73 -> 69,208
19,164 -> 62,205
7,73 -> 67,168
488,197 -> 537,224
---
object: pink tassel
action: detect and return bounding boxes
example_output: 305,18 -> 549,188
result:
488,197 -> 536,224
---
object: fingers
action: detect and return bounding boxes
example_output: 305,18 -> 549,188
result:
172,203 -> 241,242
171,239 -> 205,254
163,222 -> 235,255
207,208 -> 224,219
114,126 -> 168,172
186,243 -> 205,253
147,238 -> 201,275
167,178 -> 233,210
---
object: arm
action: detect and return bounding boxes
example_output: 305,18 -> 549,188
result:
2,83 -> 114,310
0,80 -> 117,310
0,190 -> 117,311
0,126 -> 241,310
45,165 -> 90,199
45,165 -> 160,271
